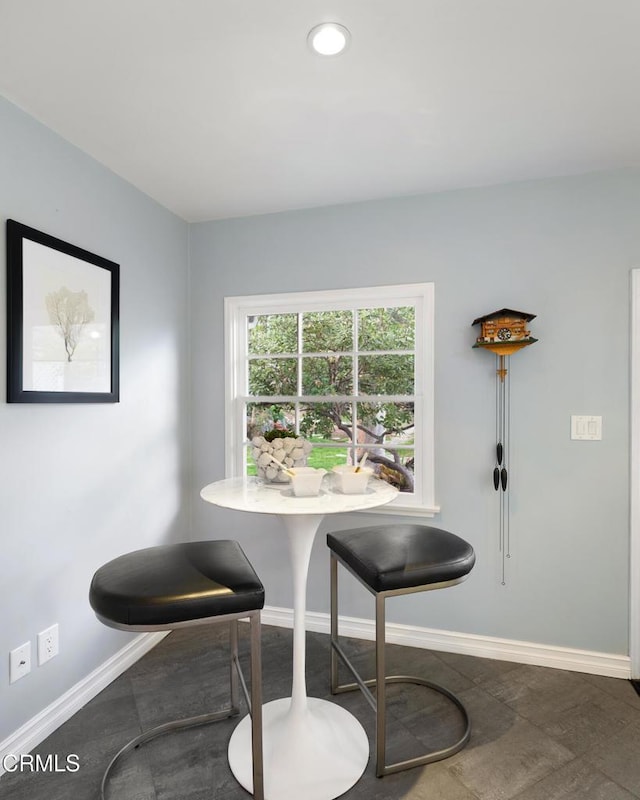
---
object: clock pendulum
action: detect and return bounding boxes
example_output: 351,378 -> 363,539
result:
472,309 -> 538,584
494,351 -> 510,583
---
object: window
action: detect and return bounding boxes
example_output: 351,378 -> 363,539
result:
224,283 -> 437,514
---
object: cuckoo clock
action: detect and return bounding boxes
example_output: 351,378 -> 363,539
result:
472,308 -> 537,584
473,308 -> 537,354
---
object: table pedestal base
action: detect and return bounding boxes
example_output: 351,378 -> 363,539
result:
228,697 -> 369,800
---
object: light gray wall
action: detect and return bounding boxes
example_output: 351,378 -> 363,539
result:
190,169 -> 640,657
0,97 -> 190,741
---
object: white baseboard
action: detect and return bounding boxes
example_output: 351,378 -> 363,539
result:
0,631 -> 168,776
261,605 -> 631,680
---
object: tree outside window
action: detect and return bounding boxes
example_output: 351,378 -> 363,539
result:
247,307 -> 416,491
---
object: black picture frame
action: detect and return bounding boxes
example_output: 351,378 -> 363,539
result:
6,220 -> 119,403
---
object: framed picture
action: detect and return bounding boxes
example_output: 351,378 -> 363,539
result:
6,220 -> 119,403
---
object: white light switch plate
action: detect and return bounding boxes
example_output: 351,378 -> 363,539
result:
571,415 -> 602,440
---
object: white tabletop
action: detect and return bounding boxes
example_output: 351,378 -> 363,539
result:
200,475 -> 398,515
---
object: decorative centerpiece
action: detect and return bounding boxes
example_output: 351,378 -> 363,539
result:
252,428 -> 312,483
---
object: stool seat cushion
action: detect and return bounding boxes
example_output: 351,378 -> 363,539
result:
327,525 -> 475,592
89,540 -> 264,627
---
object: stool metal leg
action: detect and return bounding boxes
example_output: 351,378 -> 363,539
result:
329,552 -> 471,778
249,611 -> 264,800
330,553 -> 340,693
375,592 -> 386,776
229,614 -> 263,800
230,619 -> 240,711
100,612 -> 263,800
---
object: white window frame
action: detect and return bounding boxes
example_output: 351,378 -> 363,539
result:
224,283 -> 438,515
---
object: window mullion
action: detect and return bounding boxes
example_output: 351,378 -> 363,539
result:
296,312 -> 303,432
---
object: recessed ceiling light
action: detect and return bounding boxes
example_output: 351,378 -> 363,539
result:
307,22 -> 351,56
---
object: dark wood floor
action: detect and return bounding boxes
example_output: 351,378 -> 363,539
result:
1,623 -> 640,799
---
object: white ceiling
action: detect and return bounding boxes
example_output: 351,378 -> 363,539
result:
0,0 -> 639,222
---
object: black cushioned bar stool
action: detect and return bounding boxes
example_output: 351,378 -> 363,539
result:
89,540 -> 264,800
327,524 -> 476,778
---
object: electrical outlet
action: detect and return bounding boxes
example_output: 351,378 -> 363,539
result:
10,642 -> 31,683
37,624 -> 59,666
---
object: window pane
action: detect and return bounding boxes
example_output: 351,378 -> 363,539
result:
246,402 -> 297,440
302,355 -> 352,395
356,402 -> 415,446
249,357 -> 297,396
358,354 -> 415,395
246,445 -> 258,477
307,446 -> 350,471
302,311 -> 353,353
370,446 -> 415,493
248,313 -> 298,355
354,401 -> 415,494
358,306 -> 415,350
299,401 -> 353,443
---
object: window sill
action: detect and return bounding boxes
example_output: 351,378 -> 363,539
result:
356,502 -> 440,518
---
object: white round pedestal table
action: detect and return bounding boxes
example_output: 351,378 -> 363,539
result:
200,476 -> 398,800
